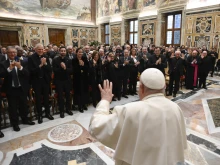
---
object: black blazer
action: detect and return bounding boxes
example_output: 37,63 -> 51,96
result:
52,56 -> 73,82
118,56 -> 130,79
0,59 -> 30,94
168,57 -> 184,76
28,53 -> 52,85
148,54 -> 167,75
0,54 -> 6,62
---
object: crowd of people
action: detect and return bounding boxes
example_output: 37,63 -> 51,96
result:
0,43 -> 219,137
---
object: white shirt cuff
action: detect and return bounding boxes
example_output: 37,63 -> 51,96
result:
7,67 -> 12,72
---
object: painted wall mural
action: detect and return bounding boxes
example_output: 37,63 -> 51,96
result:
143,0 -> 155,7
97,0 -> 157,18
0,0 -> 91,21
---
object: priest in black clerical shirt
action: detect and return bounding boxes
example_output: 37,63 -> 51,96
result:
198,51 -> 212,89
0,47 -> 35,132
52,47 -> 73,118
148,47 -> 167,75
168,51 -> 184,97
28,44 -> 54,124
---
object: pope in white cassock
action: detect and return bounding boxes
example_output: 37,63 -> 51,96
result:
89,68 -> 187,165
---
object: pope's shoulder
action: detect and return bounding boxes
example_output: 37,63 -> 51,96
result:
114,96 -> 181,113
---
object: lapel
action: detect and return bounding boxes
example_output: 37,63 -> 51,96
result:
33,53 -> 41,67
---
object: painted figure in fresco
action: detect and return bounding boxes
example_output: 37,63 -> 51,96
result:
102,0 -> 110,16
128,0 -> 136,10
143,0 -> 155,7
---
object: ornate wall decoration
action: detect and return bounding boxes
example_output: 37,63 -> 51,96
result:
213,35 -> 219,49
31,38 -> 40,47
0,0 -> 91,21
80,29 -> 88,39
142,37 -> 153,47
110,24 -> 121,45
195,17 -> 212,33
126,0 -> 137,11
112,38 -> 121,46
195,35 -> 210,48
143,0 -> 156,7
80,38 -> 88,47
29,26 -> 40,37
142,23 -> 154,35
89,29 -> 96,39
186,17 -> 193,34
140,19 -> 156,45
72,29 -> 78,38
214,15 -> 220,33
72,39 -> 79,47
186,36 -> 192,47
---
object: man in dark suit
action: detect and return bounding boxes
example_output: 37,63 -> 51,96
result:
28,44 -> 54,124
17,47 -> 28,64
0,75 -> 4,137
66,45 -> 76,60
83,45 -> 91,60
52,47 -> 73,118
168,51 -> 184,97
119,49 -> 130,98
0,54 -> 6,62
138,46 -> 151,73
198,51 -> 212,89
0,47 -> 35,132
0,47 -> 7,62
148,47 -> 167,75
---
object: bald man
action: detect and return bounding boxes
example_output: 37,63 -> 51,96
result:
89,69 -> 187,165
168,51 -> 185,97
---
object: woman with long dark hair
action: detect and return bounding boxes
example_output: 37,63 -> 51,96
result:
72,48 -> 89,113
89,51 -> 103,107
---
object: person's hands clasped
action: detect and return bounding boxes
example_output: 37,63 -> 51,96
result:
98,80 -> 113,102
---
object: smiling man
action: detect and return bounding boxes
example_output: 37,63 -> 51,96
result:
89,68 -> 187,165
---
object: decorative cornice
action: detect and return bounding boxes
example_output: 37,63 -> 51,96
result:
185,4 -> 220,14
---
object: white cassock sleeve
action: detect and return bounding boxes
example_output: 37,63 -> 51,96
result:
89,100 -> 126,150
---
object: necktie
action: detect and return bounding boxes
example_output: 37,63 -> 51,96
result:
12,68 -> 19,87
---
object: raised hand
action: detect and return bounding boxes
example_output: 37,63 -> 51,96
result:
14,61 -> 22,69
9,61 -> 15,70
98,80 -> 113,102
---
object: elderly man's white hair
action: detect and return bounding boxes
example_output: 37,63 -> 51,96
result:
175,50 -> 181,54
66,45 -> 73,49
35,43 -> 44,49
99,49 -> 104,52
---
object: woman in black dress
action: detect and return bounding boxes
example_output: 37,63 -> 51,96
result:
89,51 -> 103,107
72,48 -> 89,113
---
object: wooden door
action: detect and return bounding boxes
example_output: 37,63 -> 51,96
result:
48,29 -> 65,46
0,30 -> 19,47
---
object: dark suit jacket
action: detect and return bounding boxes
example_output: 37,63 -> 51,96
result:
66,53 -> 76,60
28,53 -> 52,85
148,54 -> 167,75
138,52 -> 152,72
0,54 -> 6,62
198,56 -> 212,74
52,56 -> 73,82
118,56 -> 130,79
168,57 -> 184,76
0,59 -> 30,94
